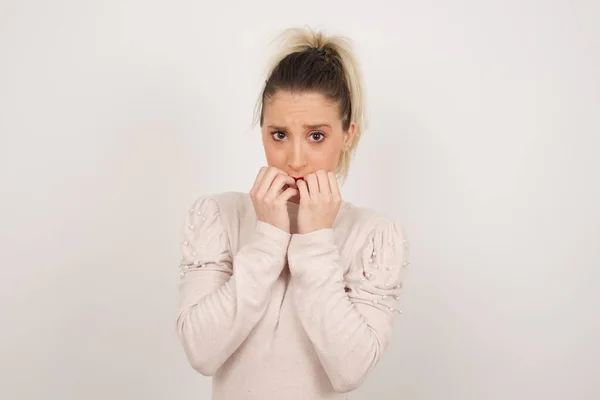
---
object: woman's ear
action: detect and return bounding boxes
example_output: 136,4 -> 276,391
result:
344,122 -> 356,148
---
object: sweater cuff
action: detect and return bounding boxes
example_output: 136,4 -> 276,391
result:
288,228 -> 339,280
254,221 -> 292,252
290,228 -> 336,246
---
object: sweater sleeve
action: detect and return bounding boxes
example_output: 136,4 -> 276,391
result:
286,219 -> 410,393
175,196 -> 291,376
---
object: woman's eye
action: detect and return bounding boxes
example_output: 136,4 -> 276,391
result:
310,132 -> 325,142
272,131 -> 287,140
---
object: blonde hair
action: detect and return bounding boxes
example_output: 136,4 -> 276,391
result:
253,26 -> 368,184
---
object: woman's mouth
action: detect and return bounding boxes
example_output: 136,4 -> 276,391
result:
292,176 -> 304,181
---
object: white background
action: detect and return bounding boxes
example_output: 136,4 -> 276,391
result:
1,0 -> 599,399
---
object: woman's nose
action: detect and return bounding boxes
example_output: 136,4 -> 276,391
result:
288,146 -> 307,171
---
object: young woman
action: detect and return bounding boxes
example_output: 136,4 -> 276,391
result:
176,26 -> 411,400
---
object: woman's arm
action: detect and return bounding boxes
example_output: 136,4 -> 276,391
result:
286,219 -> 410,393
175,196 -> 290,376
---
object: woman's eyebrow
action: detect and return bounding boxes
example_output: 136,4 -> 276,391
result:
304,123 -> 331,129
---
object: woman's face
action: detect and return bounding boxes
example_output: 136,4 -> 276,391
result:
261,90 -> 355,182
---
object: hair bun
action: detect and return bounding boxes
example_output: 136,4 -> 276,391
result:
314,47 -> 327,57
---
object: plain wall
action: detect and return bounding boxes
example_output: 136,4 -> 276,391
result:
1,0 -> 598,399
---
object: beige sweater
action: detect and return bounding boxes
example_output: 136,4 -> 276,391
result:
175,191 -> 410,399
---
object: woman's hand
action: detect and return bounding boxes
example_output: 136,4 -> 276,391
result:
296,170 -> 342,234
250,166 -> 298,233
